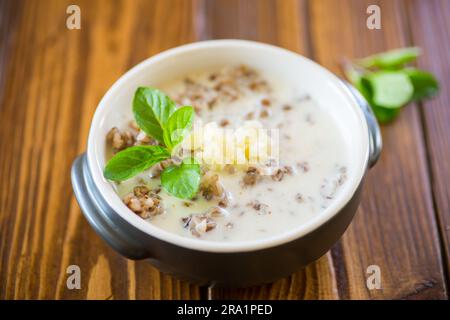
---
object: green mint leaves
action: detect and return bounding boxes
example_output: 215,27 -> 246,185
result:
368,71 -> 414,108
104,145 -> 171,181
358,47 -> 422,69
104,87 -> 199,199
161,158 -> 201,199
403,68 -> 439,101
344,47 -> 439,123
133,87 -> 176,144
163,106 -> 194,151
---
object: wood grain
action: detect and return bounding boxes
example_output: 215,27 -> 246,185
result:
406,0 -> 450,284
308,0 -> 447,300
0,0 -> 202,300
0,0 -> 448,300
205,0 -> 447,299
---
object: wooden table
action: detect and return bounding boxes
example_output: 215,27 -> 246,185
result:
0,0 -> 449,300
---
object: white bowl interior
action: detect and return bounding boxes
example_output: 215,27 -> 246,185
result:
87,40 -> 369,252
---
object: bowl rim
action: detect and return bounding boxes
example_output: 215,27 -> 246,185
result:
87,39 -> 369,253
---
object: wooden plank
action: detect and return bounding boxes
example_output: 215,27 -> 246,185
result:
0,0 -> 448,300
208,254 -> 339,300
406,0 -> 450,284
207,0 -> 447,299
0,0 -> 202,299
309,0 -> 446,299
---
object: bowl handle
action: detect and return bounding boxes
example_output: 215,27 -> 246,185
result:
343,81 -> 382,168
71,153 -> 152,259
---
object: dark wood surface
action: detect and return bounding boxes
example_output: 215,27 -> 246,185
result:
0,0 -> 448,299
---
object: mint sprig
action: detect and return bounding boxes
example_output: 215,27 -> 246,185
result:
358,47 -> 422,69
367,71 -> 414,108
104,145 -> 171,181
161,158 -> 200,199
163,106 -> 194,151
403,68 -> 439,101
104,87 -> 199,199
343,47 -> 439,123
133,87 -> 176,144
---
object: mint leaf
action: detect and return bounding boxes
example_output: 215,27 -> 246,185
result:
344,61 -> 371,101
365,71 -> 414,108
133,87 -> 176,144
371,105 -> 401,124
161,158 -> 200,199
104,145 -> 170,181
403,68 -> 439,101
343,60 -> 365,88
359,47 -> 422,69
163,106 -> 194,151
348,75 -> 399,123
343,47 -> 439,124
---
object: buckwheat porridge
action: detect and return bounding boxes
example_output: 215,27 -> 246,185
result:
104,65 -> 349,241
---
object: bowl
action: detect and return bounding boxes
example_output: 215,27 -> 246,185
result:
71,39 -> 381,287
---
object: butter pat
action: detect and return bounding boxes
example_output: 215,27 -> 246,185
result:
182,120 -> 278,169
